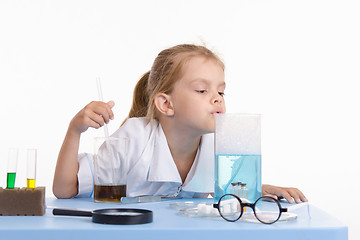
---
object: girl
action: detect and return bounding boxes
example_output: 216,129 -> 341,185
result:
53,44 -> 307,203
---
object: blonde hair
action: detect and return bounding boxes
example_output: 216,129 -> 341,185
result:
123,44 -> 224,125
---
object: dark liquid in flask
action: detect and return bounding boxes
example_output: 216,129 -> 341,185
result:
94,185 -> 126,202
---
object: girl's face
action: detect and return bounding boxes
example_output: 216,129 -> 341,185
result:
170,56 -> 226,135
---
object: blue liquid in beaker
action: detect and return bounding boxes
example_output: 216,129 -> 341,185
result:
214,154 -> 262,202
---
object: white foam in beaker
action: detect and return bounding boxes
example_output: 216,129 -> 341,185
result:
215,113 -> 261,155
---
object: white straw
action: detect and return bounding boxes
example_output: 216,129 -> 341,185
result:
96,77 -> 110,140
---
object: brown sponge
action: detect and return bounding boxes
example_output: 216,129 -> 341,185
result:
0,187 -> 46,216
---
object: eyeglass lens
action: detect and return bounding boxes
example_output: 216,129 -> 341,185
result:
218,195 -> 281,224
254,196 -> 281,224
218,195 -> 242,221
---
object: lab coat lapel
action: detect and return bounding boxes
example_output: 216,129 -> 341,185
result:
182,133 -> 215,193
147,123 -> 182,183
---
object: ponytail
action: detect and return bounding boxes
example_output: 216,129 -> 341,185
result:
121,71 -> 150,126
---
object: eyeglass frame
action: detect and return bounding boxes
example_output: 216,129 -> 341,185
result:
213,194 -> 288,224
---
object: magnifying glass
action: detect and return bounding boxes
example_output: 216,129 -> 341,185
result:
53,208 -> 153,225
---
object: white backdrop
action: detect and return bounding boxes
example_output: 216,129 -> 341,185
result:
1,0 -> 359,239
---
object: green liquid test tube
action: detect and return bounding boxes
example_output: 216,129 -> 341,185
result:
7,148 -> 19,189
7,173 -> 16,188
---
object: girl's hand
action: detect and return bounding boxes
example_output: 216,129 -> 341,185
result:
69,101 -> 115,134
262,184 -> 308,203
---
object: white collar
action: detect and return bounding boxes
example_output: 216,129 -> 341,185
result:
146,121 -> 214,193
147,122 -> 181,183
183,133 -> 214,192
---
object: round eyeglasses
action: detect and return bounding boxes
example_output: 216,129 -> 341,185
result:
213,194 -> 288,224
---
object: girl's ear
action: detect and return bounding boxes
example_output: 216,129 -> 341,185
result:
154,93 -> 174,116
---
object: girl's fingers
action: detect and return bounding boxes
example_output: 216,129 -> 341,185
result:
92,102 -> 114,124
299,191 -> 308,202
263,185 -> 308,204
88,112 -> 105,128
263,193 -> 279,200
87,119 -> 101,129
106,100 -> 115,120
276,190 -> 294,203
279,188 -> 308,203
289,189 -> 302,203
288,188 -> 308,203
74,101 -> 115,131
104,101 -> 115,121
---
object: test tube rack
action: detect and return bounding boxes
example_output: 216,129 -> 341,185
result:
0,187 -> 45,216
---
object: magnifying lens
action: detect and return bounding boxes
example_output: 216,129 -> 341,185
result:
53,208 -> 153,225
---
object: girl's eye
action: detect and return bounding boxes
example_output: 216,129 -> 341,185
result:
218,92 -> 225,96
196,90 -> 206,94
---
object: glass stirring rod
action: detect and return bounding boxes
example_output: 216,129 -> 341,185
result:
27,149 -> 37,189
96,77 -> 110,140
7,148 -> 19,189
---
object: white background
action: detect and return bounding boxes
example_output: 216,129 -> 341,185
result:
0,0 -> 359,239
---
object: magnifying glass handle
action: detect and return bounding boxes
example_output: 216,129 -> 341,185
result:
53,208 -> 92,217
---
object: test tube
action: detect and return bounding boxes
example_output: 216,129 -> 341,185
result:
27,149 -> 37,189
7,148 -> 19,189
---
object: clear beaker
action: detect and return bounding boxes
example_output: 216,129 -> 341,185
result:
93,137 -> 129,202
214,113 -> 262,202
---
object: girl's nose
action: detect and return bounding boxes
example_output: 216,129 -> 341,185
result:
212,95 -> 223,104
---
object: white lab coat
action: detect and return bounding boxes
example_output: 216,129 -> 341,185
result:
77,117 -> 215,198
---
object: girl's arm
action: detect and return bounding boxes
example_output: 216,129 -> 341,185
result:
52,101 -> 115,198
52,127 -> 81,198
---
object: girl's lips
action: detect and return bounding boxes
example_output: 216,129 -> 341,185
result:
211,110 -> 223,114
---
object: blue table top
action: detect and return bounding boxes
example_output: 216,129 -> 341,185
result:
0,197 -> 348,240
